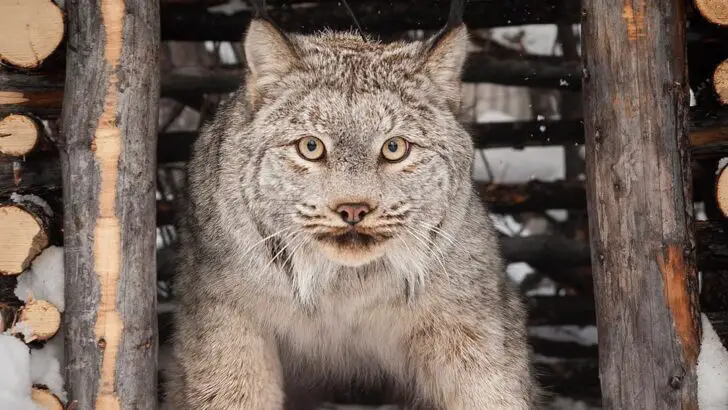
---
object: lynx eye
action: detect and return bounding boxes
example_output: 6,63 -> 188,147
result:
381,137 -> 410,162
296,136 -> 326,161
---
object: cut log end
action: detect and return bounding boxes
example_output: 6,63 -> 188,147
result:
31,387 -> 63,410
12,299 -> 61,342
0,205 -> 49,275
695,0 -> 728,26
0,115 -> 40,157
714,60 -> 728,105
0,0 -> 64,69
717,163 -> 728,217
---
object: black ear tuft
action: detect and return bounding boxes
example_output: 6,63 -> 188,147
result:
446,0 -> 467,30
249,0 -> 268,20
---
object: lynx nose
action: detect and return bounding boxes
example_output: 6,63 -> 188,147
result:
336,203 -> 370,225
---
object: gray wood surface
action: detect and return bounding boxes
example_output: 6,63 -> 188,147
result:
581,0 -> 701,407
60,1 -> 160,408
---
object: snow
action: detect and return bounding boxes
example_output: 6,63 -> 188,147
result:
530,326 -> 598,347
0,334 -> 42,410
698,313 -> 728,409
30,331 -> 66,403
2,246 -> 67,407
10,193 -> 53,217
15,246 -> 65,312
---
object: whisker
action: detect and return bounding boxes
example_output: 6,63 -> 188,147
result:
405,226 -> 450,281
264,230 -> 301,270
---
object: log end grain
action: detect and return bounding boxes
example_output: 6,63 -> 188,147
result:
12,299 -> 60,342
0,0 -> 64,69
0,115 -> 40,157
31,387 -> 63,410
713,60 -> 728,105
716,162 -> 728,217
695,0 -> 728,26
0,205 -> 49,275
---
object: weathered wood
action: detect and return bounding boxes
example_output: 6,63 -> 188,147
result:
0,114 -> 42,157
0,197 -> 51,275
534,359 -> 601,402
11,298 -> 61,342
160,0 -> 582,41
0,153 -> 62,195
526,296 -> 596,326
0,0 -> 64,69
60,1 -> 159,409
695,0 -> 728,26
582,0 -> 701,407
478,180 -> 587,213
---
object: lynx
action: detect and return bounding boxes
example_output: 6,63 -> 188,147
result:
168,18 -> 536,410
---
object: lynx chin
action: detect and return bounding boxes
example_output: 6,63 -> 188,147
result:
168,18 -> 538,410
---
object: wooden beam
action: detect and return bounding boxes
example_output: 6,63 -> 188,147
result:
582,0 -> 701,407
159,0 -> 582,41
60,1 -> 159,409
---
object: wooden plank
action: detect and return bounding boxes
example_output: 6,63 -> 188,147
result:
581,0 -> 701,407
60,1 -> 159,409
160,0 -> 582,41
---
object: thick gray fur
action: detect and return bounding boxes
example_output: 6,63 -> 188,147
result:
168,20 -> 538,409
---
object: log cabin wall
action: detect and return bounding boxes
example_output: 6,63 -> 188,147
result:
1,0 -> 727,409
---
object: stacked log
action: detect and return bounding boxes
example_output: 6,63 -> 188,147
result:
695,0 -> 728,26
0,0 -> 64,69
0,197 -> 51,276
717,160 -> 728,217
0,114 -> 43,157
0,2 -> 68,408
31,387 -> 64,410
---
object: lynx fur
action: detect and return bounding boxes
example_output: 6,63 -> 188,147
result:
168,19 -> 536,410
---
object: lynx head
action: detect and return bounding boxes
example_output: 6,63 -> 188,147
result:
233,20 -> 474,271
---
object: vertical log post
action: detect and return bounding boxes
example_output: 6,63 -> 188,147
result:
581,1 -> 701,408
60,1 -> 159,409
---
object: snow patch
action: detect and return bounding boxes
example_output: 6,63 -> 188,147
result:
30,331 -> 66,403
0,334 -> 42,410
10,193 -> 53,217
698,313 -> 728,409
15,246 -> 65,312
530,326 -> 598,346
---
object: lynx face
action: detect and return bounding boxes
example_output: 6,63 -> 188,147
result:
241,22 -> 473,267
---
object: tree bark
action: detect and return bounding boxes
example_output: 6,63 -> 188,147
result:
582,0 -> 701,407
60,1 -> 159,409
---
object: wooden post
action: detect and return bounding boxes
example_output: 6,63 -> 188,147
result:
581,0 -> 701,408
60,1 -> 159,409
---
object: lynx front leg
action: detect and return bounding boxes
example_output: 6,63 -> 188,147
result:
167,303 -> 284,410
407,320 -> 534,410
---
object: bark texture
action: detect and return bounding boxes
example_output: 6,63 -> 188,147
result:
582,0 -> 701,407
60,1 -> 159,409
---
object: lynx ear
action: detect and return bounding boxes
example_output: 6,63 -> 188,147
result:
422,24 -> 469,112
243,19 -> 298,105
